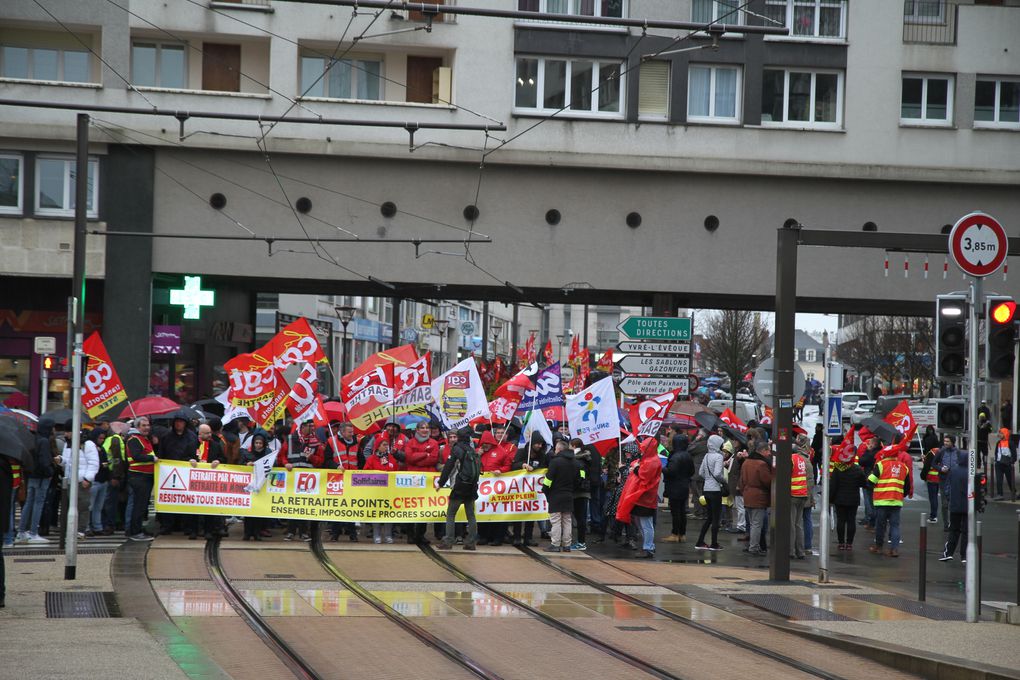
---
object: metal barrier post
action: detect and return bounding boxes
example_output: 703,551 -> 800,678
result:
919,512 -> 927,602
977,520 -> 983,610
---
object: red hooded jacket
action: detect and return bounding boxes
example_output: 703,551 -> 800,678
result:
404,435 -> 440,471
478,430 -> 514,472
615,437 -> 663,523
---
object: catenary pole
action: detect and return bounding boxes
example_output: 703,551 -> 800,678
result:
819,342 -> 831,582
966,277 -> 981,621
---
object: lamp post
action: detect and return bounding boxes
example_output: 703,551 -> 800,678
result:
334,305 -> 356,376
556,334 -> 564,364
434,318 -> 450,373
490,319 -> 503,360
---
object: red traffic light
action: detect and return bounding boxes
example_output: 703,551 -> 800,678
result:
42,355 -> 56,371
991,300 -> 1016,324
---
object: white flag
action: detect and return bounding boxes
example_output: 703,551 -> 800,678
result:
518,408 -> 554,449
243,452 -> 276,494
566,376 -> 620,446
430,357 -> 489,430
216,390 -> 250,425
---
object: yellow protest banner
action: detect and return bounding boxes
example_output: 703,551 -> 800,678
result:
154,460 -> 549,523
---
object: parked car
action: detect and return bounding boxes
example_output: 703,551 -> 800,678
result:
707,398 -> 760,425
839,392 -> 869,422
850,400 -> 877,425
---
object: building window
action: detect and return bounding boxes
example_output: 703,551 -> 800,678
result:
131,42 -> 187,89
793,349 -> 799,362
974,78 -> 1020,128
692,0 -> 743,23
688,65 -> 740,123
300,54 -> 382,100
763,0 -> 846,39
806,349 -> 816,362
0,45 -> 91,83
0,154 -> 23,215
514,57 -> 623,116
901,74 -> 953,125
518,0 -> 624,18
903,0 -> 945,23
35,156 -> 99,218
762,68 -> 842,128
638,60 -> 669,120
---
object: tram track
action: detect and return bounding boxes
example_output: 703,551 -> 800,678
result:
203,536 -> 321,680
417,542 -> 687,680
518,545 -> 849,680
307,526 -> 503,680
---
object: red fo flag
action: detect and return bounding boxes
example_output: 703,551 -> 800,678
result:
628,389 -> 681,439
595,348 -> 614,373
342,363 -> 395,433
81,332 -> 129,418
719,408 -> 748,433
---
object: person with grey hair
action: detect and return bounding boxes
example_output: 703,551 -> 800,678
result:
694,434 -> 726,551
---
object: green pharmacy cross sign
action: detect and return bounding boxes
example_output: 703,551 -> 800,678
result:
169,276 -> 215,319
617,316 -> 692,341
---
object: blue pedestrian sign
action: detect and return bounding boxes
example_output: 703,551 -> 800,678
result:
826,396 -> 842,436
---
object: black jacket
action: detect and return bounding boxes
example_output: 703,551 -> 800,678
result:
543,449 -> 578,513
0,456 -> 11,535
438,427 -> 481,501
160,427 -> 199,462
512,442 -> 548,470
663,447 -> 695,499
829,464 -> 867,507
30,424 -> 55,479
573,446 -> 601,499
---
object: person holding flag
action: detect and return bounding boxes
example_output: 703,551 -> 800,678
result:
278,420 -> 324,541
615,436 -> 663,558
186,424 -> 227,540
511,433 -> 549,547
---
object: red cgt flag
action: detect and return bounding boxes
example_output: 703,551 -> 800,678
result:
269,317 -> 328,367
542,339 -> 554,364
81,332 -> 129,418
719,408 -> 748,433
596,348 -> 614,373
883,399 -> 918,443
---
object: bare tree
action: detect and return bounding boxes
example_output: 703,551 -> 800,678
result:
701,310 -> 770,406
837,315 -> 934,395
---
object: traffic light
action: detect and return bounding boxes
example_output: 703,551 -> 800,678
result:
986,296 -> 1016,380
975,471 -> 987,513
936,294 -> 967,381
42,355 -> 56,371
936,398 -> 967,431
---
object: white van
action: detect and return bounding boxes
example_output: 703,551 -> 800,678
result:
707,398 -> 761,425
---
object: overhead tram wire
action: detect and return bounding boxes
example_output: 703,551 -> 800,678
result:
175,0 -> 504,127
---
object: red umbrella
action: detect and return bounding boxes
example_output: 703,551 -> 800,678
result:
322,400 -> 346,422
119,396 -> 180,418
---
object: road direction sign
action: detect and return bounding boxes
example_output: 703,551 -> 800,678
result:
616,341 -> 690,354
752,357 -> 805,403
617,316 -> 691,341
619,376 -> 689,396
826,396 -> 842,436
949,212 -> 1007,278
34,336 -> 56,355
618,355 -> 690,375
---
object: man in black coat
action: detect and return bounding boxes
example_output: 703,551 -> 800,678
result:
543,440 -> 577,552
157,415 -> 198,534
436,426 -> 481,551
663,434 -> 694,542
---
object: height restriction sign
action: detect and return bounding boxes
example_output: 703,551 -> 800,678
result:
949,212 -> 1008,278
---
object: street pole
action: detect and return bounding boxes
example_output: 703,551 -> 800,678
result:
481,300 -> 489,361
40,365 -> 49,416
340,324 -> 349,376
65,113 -> 89,581
771,222 -> 799,582
1012,334 -> 1018,432
819,352 -> 832,583
966,276 -> 982,621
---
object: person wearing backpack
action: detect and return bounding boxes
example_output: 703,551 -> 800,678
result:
570,440 -> 600,551
435,426 -> 481,551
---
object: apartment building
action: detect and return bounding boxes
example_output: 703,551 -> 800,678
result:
0,0 -> 1016,410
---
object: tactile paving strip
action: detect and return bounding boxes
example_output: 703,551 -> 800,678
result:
728,594 -> 855,621
45,591 -> 116,618
845,594 -> 966,621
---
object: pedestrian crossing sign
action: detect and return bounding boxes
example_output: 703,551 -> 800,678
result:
826,396 -> 842,436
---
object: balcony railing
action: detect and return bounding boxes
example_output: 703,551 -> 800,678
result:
902,0 -> 958,45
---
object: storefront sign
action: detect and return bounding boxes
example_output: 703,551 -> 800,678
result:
154,461 -> 550,523
152,325 -> 181,355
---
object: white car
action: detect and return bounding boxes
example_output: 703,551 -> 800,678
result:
851,400 -> 877,425
840,392 -> 870,422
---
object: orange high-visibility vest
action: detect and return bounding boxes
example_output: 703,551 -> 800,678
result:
869,459 -> 907,506
11,462 -> 21,489
791,454 -> 808,497
925,452 -> 940,484
127,435 -> 155,475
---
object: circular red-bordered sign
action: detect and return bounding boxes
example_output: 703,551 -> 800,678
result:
949,212 -> 1008,278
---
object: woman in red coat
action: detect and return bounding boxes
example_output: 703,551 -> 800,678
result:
403,421 -> 439,544
615,437 -> 663,558
363,439 -> 398,543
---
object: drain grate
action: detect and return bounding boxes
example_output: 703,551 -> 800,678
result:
264,573 -> 296,579
729,594 -> 855,621
846,594 -> 965,621
13,558 -> 57,563
617,625 -> 656,631
45,591 -> 118,618
7,548 -> 117,557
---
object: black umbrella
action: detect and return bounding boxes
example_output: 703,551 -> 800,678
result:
721,425 -> 748,446
191,398 -> 225,418
861,416 -> 899,445
0,416 -> 35,465
38,408 -> 91,429
694,410 -> 721,432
